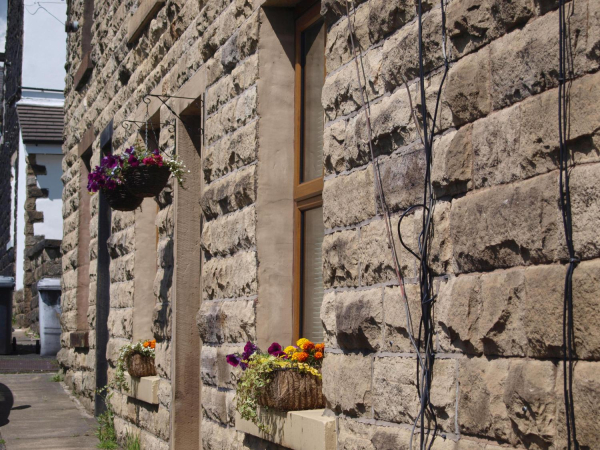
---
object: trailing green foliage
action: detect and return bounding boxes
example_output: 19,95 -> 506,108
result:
124,433 -> 141,450
50,371 -> 64,382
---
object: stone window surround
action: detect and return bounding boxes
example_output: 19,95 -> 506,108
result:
74,0 -> 94,90
127,0 -> 166,45
70,125 -> 95,349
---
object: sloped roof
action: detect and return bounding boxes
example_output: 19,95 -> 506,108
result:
17,103 -> 64,143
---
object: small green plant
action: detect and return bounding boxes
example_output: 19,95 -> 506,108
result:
95,387 -> 118,449
124,433 -> 141,450
50,371 -> 64,382
11,313 -> 16,325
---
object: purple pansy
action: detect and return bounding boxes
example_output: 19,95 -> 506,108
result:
242,341 -> 258,361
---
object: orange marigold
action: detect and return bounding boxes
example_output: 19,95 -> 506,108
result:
314,352 -> 323,360
143,341 -> 150,348
296,352 -> 309,362
304,342 -> 315,352
315,343 -> 325,352
150,340 -> 156,349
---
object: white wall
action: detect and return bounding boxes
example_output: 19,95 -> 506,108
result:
15,134 -> 27,291
31,152 -> 64,240
22,1 -> 67,90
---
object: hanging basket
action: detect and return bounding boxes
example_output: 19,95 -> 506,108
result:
104,185 -> 144,211
257,369 -> 325,411
127,353 -> 157,378
126,165 -> 171,198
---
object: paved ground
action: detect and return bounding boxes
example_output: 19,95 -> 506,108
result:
0,329 -> 58,373
0,373 -> 99,449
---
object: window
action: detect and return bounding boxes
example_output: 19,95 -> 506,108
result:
293,3 -> 325,343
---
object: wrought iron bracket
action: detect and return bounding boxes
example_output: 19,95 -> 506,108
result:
142,94 -> 204,136
121,119 -> 175,134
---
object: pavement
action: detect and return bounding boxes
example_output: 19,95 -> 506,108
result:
0,373 -> 99,449
0,329 -> 58,373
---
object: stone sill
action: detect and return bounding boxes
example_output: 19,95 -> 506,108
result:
69,331 -> 89,349
127,0 -> 165,44
123,373 -> 160,405
235,409 -> 336,450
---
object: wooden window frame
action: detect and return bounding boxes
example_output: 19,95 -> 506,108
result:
292,2 -> 325,342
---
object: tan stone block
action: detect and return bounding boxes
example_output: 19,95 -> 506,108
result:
373,357 -> 457,432
570,163 -> 600,260
201,344 -> 243,389
201,165 -> 256,221
380,7 -> 445,91
154,340 -> 171,379
323,229 -> 360,288
201,418 -> 240,450
323,167 -> 376,228
377,150 -> 426,214
202,205 -> 256,257
383,284 -> 423,353
322,353 -> 372,417
450,172 -> 562,273
447,0 -> 535,57
445,48 -> 491,127
332,288 -> 384,351
320,292 -> 338,349
202,385 -> 235,425
197,299 -> 256,344
107,308 -> 133,339
202,251 -> 257,300
322,48 -> 383,122
202,120 -> 258,183
458,358 -> 557,447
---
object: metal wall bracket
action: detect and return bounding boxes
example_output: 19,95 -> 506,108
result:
142,94 -> 204,136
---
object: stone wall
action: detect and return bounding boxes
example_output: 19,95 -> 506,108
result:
320,0 -> 600,448
60,0 -> 600,449
0,0 -> 23,278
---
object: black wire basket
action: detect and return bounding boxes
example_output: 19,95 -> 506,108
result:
104,184 -> 144,211
126,165 -> 171,198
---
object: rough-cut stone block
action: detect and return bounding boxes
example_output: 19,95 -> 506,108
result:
490,1 -> 597,110
202,251 -> 257,300
201,165 -> 256,221
202,121 -> 258,183
323,167 -> 376,229
451,172 -> 562,273
322,49 -> 383,122
383,284 -> 423,353
201,344 -> 243,389
197,299 -> 256,344
322,353 -> 371,417
359,219 -> 398,286
432,126 -> 473,197
445,48 -> 491,127
570,163 -> 600,260
332,288 -> 383,351
377,150 -> 425,213
380,8 -> 444,91
202,385 -> 235,426
373,357 -> 457,432
202,206 -> 255,257
447,0 -> 535,57
201,418 -> 239,450
323,229 -> 360,288
458,358 -> 557,447
205,86 -> 257,145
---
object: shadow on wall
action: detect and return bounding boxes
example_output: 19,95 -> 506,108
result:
0,383 -> 14,426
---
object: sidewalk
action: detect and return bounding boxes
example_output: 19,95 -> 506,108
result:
0,329 -> 59,373
0,373 -> 99,449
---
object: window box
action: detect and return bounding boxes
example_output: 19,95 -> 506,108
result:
235,409 -> 335,450
123,373 -> 160,405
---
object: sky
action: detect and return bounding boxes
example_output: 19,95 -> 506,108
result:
0,0 -> 7,52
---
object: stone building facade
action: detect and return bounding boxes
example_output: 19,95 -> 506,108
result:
60,0 -> 600,449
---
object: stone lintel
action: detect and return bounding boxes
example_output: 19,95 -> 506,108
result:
235,409 -> 336,450
124,373 -> 160,405
127,0 -> 166,45
69,331 -> 89,348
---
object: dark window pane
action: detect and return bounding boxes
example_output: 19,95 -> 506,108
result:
301,207 -> 324,342
301,19 -> 325,183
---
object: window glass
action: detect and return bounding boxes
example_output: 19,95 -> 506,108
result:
300,19 -> 325,183
301,206 -> 324,342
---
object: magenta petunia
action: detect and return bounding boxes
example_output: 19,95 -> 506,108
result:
226,354 -> 241,367
267,342 -> 282,356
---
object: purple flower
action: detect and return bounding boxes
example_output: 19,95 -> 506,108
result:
240,361 -> 248,371
125,146 -> 135,155
267,342 -> 282,356
226,354 -> 241,367
128,155 -> 140,168
241,341 -> 258,360
153,149 -> 160,156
